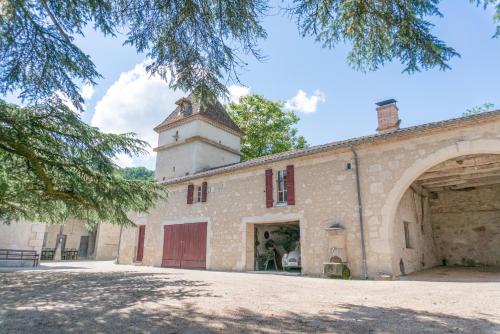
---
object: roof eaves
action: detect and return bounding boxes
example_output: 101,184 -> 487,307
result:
160,109 -> 500,185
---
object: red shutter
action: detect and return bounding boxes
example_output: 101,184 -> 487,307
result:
187,184 -> 194,204
287,165 -> 295,205
265,169 -> 273,208
201,181 -> 208,202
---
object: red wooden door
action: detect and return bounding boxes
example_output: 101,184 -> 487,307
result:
136,225 -> 146,262
162,223 -> 207,269
162,224 -> 183,267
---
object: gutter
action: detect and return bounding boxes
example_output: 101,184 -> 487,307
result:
351,146 -> 368,279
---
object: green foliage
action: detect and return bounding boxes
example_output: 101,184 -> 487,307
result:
119,167 -> 154,181
227,94 -> 307,160
290,0 -> 459,73
463,102 -> 495,116
327,264 -> 351,279
0,99 -> 166,227
0,0 -> 268,108
1,1 -> 499,106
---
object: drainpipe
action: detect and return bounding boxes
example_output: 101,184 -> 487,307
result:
351,146 -> 368,279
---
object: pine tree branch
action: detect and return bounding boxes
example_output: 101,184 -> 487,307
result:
38,0 -> 72,43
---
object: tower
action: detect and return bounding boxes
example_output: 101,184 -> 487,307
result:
153,95 -> 243,181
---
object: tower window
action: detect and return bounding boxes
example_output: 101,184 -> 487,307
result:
183,102 -> 192,116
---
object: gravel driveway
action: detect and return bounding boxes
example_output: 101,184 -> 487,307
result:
0,261 -> 499,333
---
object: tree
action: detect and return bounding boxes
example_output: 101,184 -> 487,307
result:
0,0 -> 498,225
0,99 -> 166,227
227,94 -> 307,160
119,167 -> 154,181
1,1 -> 498,107
463,102 -> 496,116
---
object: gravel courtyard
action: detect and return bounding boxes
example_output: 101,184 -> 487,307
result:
1,261 -> 499,334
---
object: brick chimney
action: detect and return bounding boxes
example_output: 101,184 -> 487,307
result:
376,99 -> 400,133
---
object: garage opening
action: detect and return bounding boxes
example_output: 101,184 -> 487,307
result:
162,222 -> 207,269
252,221 -> 301,273
394,154 -> 500,277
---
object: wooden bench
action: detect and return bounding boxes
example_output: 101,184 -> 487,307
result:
0,249 -> 40,267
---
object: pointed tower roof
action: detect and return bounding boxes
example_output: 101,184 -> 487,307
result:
154,94 -> 243,136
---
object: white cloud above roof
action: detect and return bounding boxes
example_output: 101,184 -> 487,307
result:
91,62 -> 183,169
228,84 -> 251,103
285,90 -> 326,113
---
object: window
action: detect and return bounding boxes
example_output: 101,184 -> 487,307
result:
277,170 -> 287,204
183,102 -> 192,115
196,186 -> 202,203
403,221 -> 412,248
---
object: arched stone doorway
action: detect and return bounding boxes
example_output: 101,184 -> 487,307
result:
381,139 -> 500,276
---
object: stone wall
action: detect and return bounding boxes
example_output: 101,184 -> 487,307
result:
45,219 -> 91,252
94,223 -> 122,260
120,151 -> 362,276
430,185 -> 500,266
0,221 -> 45,254
392,188 -> 439,275
119,115 -> 500,277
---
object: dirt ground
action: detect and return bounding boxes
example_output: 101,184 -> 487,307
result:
1,261 -> 499,334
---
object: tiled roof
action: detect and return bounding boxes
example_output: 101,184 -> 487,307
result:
154,94 -> 243,135
160,109 -> 500,185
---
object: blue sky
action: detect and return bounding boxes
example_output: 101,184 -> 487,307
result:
7,2 -> 500,168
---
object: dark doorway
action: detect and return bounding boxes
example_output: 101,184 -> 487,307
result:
79,236 -> 89,257
136,225 -> 146,262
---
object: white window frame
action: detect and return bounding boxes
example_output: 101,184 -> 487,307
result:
276,170 -> 288,204
196,186 -> 202,203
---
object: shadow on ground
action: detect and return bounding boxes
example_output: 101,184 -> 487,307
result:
400,266 -> 500,283
0,271 -> 498,333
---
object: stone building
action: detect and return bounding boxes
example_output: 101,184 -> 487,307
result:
118,96 -> 500,279
0,220 -> 121,262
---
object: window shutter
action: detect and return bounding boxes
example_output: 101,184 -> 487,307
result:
187,184 -> 194,204
265,169 -> 273,208
201,181 -> 208,202
286,165 -> 295,205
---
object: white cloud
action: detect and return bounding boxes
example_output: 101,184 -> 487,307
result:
91,62 -> 183,169
228,84 -> 250,103
80,83 -> 95,100
285,90 -> 326,113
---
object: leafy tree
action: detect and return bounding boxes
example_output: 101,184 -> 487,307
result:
0,99 -> 165,227
119,167 -> 154,181
227,94 -> 307,160
1,1 -> 498,107
463,102 -> 496,116
0,0 -> 498,225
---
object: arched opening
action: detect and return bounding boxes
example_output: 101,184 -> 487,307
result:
391,153 -> 500,278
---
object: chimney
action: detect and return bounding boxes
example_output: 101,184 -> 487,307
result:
376,99 -> 400,133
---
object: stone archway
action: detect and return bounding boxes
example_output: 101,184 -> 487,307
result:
380,139 -> 500,275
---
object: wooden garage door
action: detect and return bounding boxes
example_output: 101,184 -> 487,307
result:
162,222 -> 207,269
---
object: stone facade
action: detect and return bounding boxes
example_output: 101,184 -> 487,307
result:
0,221 -> 45,254
1,220 -> 120,262
118,104 -> 500,278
